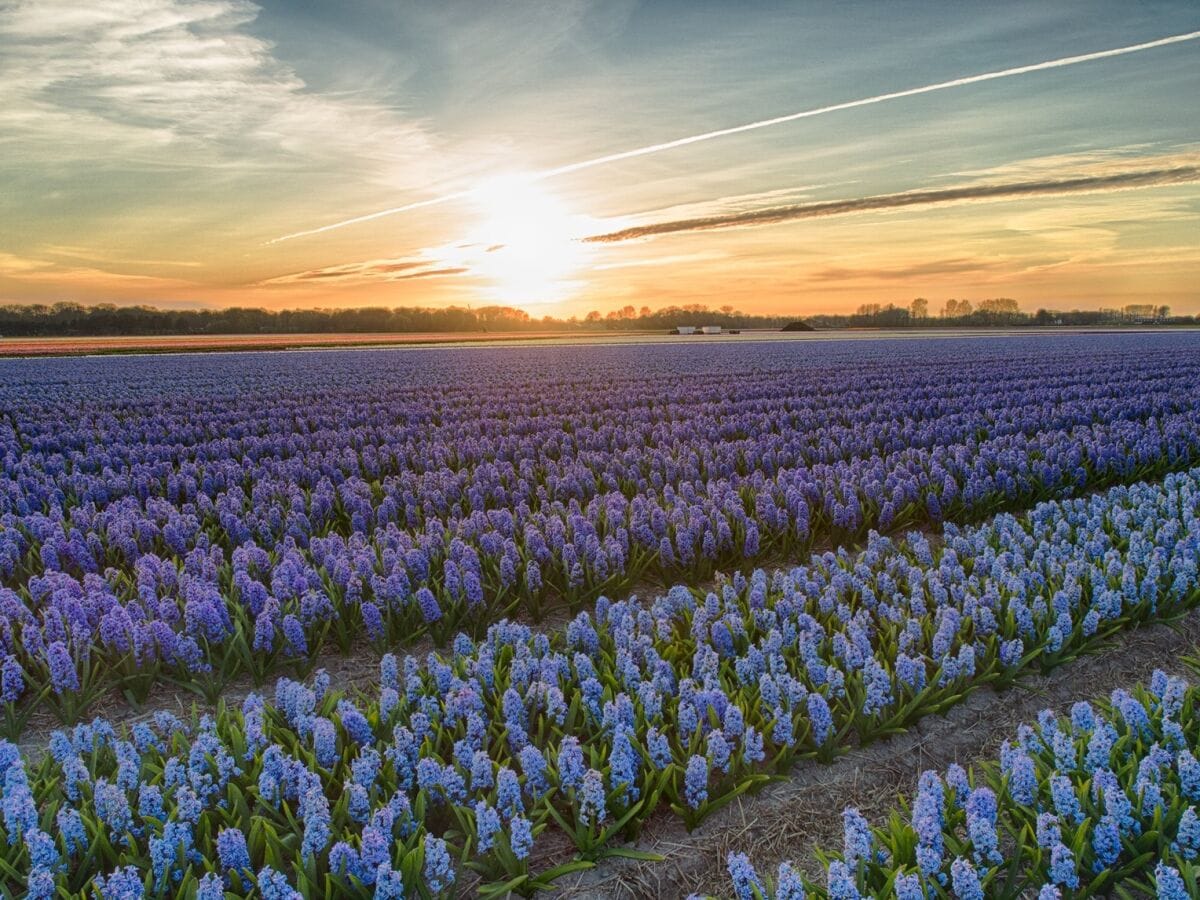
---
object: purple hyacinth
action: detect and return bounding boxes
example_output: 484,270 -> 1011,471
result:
45,641 -> 79,695
416,587 -> 441,623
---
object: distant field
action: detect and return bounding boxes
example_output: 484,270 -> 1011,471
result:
0,330 -> 592,356
5,332 -> 1200,897
3,325 -> 1194,357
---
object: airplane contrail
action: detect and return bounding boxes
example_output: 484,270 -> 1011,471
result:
267,29 -> 1200,245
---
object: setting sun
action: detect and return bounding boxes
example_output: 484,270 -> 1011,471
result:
437,174 -> 592,304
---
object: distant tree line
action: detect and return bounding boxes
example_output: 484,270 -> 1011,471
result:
582,303 -> 798,330
0,302 -> 542,336
0,301 -> 799,337
804,298 -> 1192,329
0,299 -> 1193,337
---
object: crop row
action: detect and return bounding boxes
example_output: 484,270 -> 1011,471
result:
0,467 -> 1198,897
3,335 -> 1200,717
714,668 -> 1200,899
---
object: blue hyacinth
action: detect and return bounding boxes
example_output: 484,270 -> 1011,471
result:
1172,807 -> 1200,860
684,754 -> 709,810
422,834 -> 455,893
475,801 -> 502,853
806,692 -> 834,746
258,866 -> 303,900
842,807 -> 874,867
580,768 -> 608,827
217,826 -> 252,872
776,861 -> 807,900
94,865 -> 145,899
965,787 -> 1001,865
894,873 -> 924,900
727,852 -> 768,900
1156,862 -> 1190,900
510,814 -> 534,860
1048,842 -> 1080,889
196,873 -> 225,900
949,857 -> 984,900
826,859 -> 862,899
27,867 -> 57,900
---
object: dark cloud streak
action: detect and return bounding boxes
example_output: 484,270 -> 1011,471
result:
262,258 -> 467,286
395,266 -> 469,280
584,167 -> 1200,243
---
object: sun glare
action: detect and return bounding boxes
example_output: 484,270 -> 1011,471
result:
435,174 -> 591,305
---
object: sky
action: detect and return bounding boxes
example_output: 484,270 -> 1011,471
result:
1,0 -> 1198,317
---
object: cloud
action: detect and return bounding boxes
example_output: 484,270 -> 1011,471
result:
592,251 -> 728,272
38,245 -> 205,269
613,185 -> 839,223
267,29 -> 1200,243
541,31 -> 1200,181
584,166 -> 1200,243
259,257 -> 469,286
0,250 -> 197,290
398,266 -> 469,280
0,0 -> 435,180
809,258 -> 1008,282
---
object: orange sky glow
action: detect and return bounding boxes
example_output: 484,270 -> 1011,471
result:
2,2 -> 1198,316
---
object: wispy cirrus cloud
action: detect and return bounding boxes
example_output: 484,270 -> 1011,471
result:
0,250 -> 197,289
0,0 -> 435,180
592,251 -> 728,272
584,163 -> 1200,243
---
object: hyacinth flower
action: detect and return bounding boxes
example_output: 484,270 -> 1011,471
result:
715,667 -> 1200,900
0,653 -> 42,741
708,857 -> 808,900
727,852 -> 769,899
542,760 -> 664,864
458,802 -> 594,899
0,649 -> 1199,899
663,745 -> 772,833
1,401 -> 1200,894
31,638 -> 106,725
1155,862 -> 1198,900
2,337 -> 1200,724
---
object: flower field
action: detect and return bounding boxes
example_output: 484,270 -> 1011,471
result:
2,333 -> 1200,898
3,334 -> 1200,721
0,461 -> 1198,895
717,668 -> 1200,899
